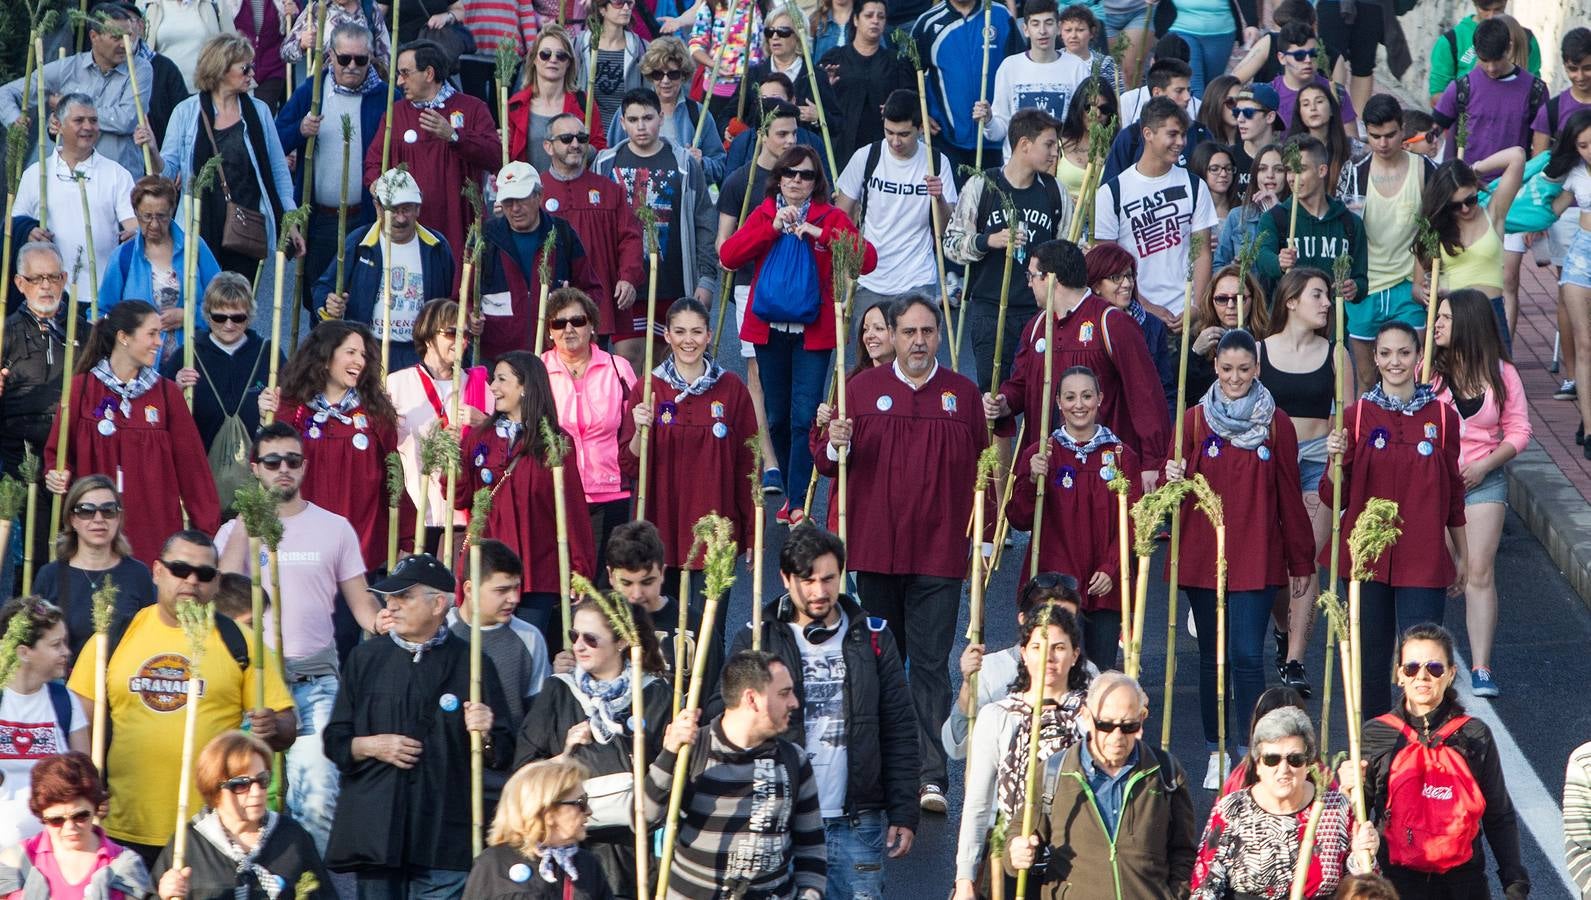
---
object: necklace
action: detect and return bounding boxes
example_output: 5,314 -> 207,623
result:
79,564 -> 115,595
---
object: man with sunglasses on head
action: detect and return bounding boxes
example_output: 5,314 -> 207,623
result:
213,421 -> 381,854
66,529 -> 297,869
1005,671 -> 1197,896
275,21 -> 390,319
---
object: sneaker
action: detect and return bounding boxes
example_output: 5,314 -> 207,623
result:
1281,660 -> 1312,698
1273,629 -> 1288,676
1186,608 -> 1198,639
1556,380 -> 1578,401
1471,667 -> 1500,698
761,468 -> 784,495
776,502 -> 791,525
788,507 -> 807,527
1577,424 -> 1585,447
919,784 -> 948,814
1202,751 -> 1230,790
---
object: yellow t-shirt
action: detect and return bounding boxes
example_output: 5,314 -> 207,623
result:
67,605 -> 295,847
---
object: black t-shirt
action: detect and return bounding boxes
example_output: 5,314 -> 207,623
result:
969,170 -> 1064,310
611,143 -> 687,302
1230,141 -> 1254,201
718,161 -> 773,289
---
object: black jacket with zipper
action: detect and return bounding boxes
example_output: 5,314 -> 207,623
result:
720,593 -> 921,831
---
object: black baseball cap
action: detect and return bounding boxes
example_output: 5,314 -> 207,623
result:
370,554 -> 456,595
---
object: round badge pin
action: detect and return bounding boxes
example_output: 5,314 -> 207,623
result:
439,692 -> 460,712
482,469 -> 494,484
1035,338 -> 1046,354
876,395 -> 893,411
352,432 -> 370,451
475,452 -> 486,467
1417,440 -> 1434,456
1100,467 -> 1114,481
1257,446 -> 1271,461
546,197 -> 560,212
509,864 -> 532,883
403,128 -> 418,144
97,418 -> 116,436
712,421 -> 729,439
308,424 -> 322,440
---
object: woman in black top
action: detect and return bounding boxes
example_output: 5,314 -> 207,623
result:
32,475 -> 155,659
161,273 -> 280,454
465,759 -> 616,900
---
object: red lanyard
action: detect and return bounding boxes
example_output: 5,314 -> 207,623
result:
417,365 -> 450,428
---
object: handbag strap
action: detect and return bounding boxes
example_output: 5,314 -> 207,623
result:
197,101 -> 237,204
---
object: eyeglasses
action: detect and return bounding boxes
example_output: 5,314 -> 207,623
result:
19,272 -> 66,286
1400,660 -> 1448,679
161,560 -> 219,582
1206,164 -> 1235,175
438,328 -> 460,338
71,501 -> 122,521
780,167 -> 818,182
221,773 -> 272,794
557,795 -> 592,813
1447,193 -> 1479,212
1093,718 -> 1143,734
567,629 -> 607,648
336,53 -> 371,67
209,312 -> 249,324
256,452 -> 306,471
41,810 -> 94,828
1280,48 -> 1315,62
539,49 -> 573,63
1213,293 -> 1239,307
136,212 -> 173,223
550,314 -> 590,330
763,25 -> 795,38
1232,106 -> 1266,120
550,131 -> 591,145
1259,751 -> 1311,769
648,69 -> 685,82
1104,271 -> 1135,283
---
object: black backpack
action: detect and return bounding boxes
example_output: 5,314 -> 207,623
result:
855,140 -> 944,231
1101,165 -> 1202,224
1453,70 -> 1549,143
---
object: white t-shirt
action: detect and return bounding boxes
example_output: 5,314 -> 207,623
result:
1117,86 -> 1202,129
987,53 -> 1091,159
11,150 -> 136,307
790,612 -> 849,818
0,686 -> 87,847
1093,162 -> 1218,315
1565,163 -> 1591,210
835,142 -> 958,295
378,236 -> 427,343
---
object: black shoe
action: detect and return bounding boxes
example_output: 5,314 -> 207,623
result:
1273,629 -> 1288,675
1281,660 -> 1312,698
1577,424 -> 1585,446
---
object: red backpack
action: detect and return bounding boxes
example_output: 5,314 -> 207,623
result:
1376,713 -> 1486,872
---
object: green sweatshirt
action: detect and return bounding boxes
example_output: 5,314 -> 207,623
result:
1429,14 -> 1543,99
1254,196 -> 1369,301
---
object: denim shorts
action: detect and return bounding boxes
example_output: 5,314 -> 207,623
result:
1104,5 -> 1148,37
1465,465 -> 1507,506
1298,435 -> 1329,493
1561,229 -> 1591,289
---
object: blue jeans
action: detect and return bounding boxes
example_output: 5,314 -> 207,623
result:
1186,587 -> 1274,751
1487,295 -> 1513,356
286,673 -> 340,855
824,810 -> 886,900
355,866 -> 469,899
1172,30 -> 1236,97
1356,581 -> 1446,719
754,330 -> 831,512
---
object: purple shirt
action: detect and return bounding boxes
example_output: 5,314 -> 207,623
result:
1270,74 -> 1357,128
1533,90 -> 1590,139
1434,68 -> 1537,169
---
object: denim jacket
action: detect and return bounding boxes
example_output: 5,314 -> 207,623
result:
159,94 -> 298,253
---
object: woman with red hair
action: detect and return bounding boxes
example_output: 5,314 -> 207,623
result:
1085,243 -> 1176,412
0,752 -> 151,896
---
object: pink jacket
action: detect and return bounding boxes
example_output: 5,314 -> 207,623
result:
1434,362 -> 1532,471
543,347 -> 638,504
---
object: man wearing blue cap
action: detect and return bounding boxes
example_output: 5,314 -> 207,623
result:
1231,84 -> 1283,198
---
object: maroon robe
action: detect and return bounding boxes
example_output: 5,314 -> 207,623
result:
456,422 -> 596,593
994,292 -> 1170,472
1168,406 -> 1315,592
278,398 -> 415,571
619,372 -> 757,569
811,363 -> 987,579
1007,430 -> 1142,614
1319,399 -> 1466,588
363,91 -> 500,287
46,375 -> 220,564
540,171 -> 646,337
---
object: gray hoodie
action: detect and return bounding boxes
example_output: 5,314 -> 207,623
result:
592,138 -> 721,298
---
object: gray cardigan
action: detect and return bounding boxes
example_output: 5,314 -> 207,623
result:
592,138 -> 720,298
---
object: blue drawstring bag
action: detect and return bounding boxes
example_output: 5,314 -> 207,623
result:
751,229 -> 821,325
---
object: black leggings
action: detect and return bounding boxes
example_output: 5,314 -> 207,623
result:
1315,0 -> 1385,77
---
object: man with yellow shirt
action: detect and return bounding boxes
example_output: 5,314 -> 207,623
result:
68,529 -> 297,868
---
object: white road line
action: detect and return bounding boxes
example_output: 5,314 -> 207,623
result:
1454,648 -> 1577,897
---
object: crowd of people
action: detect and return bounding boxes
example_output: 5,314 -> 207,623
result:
1,0 -> 1590,896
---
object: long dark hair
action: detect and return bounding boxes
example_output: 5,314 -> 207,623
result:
474,350 -> 564,464
1189,141 -> 1235,209
1060,75 -> 1118,145
1544,108 -> 1591,180
1432,288 -> 1510,407
77,300 -> 158,374
1415,160 -> 1481,259
278,321 -> 398,424
1241,142 -> 1287,210
1008,604 -> 1090,695
1198,74 -> 1241,145
849,301 -> 891,379
1287,82 -> 1351,190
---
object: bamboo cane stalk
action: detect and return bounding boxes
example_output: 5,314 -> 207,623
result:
672,567 -> 690,717
34,37 -> 48,232
1028,276 -> 1057,579
19,447 -> 40,593
691,0 -> 747,152
88,574 -> 116,774
385,452 -> 403,570
1012,610 -> 1052,900
71,170 -> 98,327
379,0 -> 399,174
784,0 -> 838,177
748,435 -> 767,650
1159,240 -> 1199,748
982,420 -> 1027,588
585,20 -> 601,132
443,242 -> 478,567
1420,259 -> 1443,378
629,642 -> 648,896
712,119 -> 765,354
379,208 -> 392,376
553,468 -> 573,637
171,600 -> 212,869
334,115 -> 353,296
47,289 -> 84,545
1215,522 -> 1227,784
467,487 -> 493,854
119,35 -> 155,176
966,446 -> 999,738
887,42 -> 958,370
635,206 -> 661,519
1287,773 -> 1329,900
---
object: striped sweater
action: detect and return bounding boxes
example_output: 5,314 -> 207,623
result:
644,717 -> 826,899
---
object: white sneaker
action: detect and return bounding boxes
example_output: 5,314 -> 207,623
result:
1186,608 -> 1198,639
1203,751 -> 1230,791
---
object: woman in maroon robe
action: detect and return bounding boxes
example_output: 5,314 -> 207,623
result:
44,301 -> 220,564
458,350 -> 595,647
258,322 -> 415,572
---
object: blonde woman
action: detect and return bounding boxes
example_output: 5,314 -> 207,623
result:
464,759 -> 616,900
509,26 -> 604,172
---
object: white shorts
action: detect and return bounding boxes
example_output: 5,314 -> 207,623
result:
732,285 -> 756,359
1549,208 -> 1581,268
1503,230 -> 1526,253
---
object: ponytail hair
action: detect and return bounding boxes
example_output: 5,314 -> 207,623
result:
77,300 -> 158,375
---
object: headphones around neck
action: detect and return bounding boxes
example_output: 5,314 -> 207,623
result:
777,593 -> 843,644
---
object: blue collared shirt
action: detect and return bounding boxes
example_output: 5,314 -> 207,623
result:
1080,741 -> 1140,838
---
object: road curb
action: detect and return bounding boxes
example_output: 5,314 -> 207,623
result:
1506,440 -> 1591,610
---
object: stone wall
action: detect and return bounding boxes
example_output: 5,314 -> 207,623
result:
1380,0 -> 1591,104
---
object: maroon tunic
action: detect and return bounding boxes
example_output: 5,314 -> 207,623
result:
1318,399 -> 1466,588
46,375 -> 220,564
456,423 -> 596,593
1007,430 -> 1142,614
540,171 -> 646,337
993,292 -> 1170,472
618,373 -> 757,569
1167,406 -> 1315,592
811,364 -> 987,579
278,398 -> 415,571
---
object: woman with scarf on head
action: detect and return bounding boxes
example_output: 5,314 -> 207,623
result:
44,301 -> 221,565
1006,366 -> 1142,668
512,603 -> 670,899
620,298 -> 756,606
1162,328 -> 1315,791
1323,321 -> 1467,719
458,351 -> 596,650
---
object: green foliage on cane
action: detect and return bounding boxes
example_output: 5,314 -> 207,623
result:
538,417 -> 570,468
538,226 -> 560,284
191,156 -> 223,202
0,608 -> 33,687
1108,30 -> 1130,70
1184,473 -> 1223,526
1312,42 -> 1330,76
893,28 -> 921,70
1332,250 -> 1353,300
1106,467 -> 1130,500
373,163 -> 413,209
0,475 -> 24,520
1414,216 -> 1441,263
1282,139 -> 1303,177
18,445 -> 40,485
1347,498 -> 1402,582
975,444 -> 1001,493
494,39 -> 519,91
176,600 -> 212,672
384,452 -> 405,506
277,206 -> 311,254
234,481 -> 284,550
1455,110 -> 1470,156
1087,114 -> 1117,167
634,204 -> 659,256
467,488 -> 494,542
91,575 -> 118,635
693,514 -> 739,604
572,574 -> 640,646
988,811 -> 1009,858
1129,478 -> 1199,557
68,7 -> 121,37
746,434 -> 766,509
464,179 -> 485,228
420,422 -> 460,477
1234,230 -> 1262,289
1184,231 -> 1204,282
295,872 -> 322,896
1317,589 -> 1345,643
757,105 -> 780,138
5,120 -> 30,193
829,230 -> 867,311
960,167 -> 1019,240
340,112 -> 354,146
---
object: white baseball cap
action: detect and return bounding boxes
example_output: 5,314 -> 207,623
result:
373,168 -> 423,207
497,161 -> 542,201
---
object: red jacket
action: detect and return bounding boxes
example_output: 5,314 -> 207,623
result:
507,88 -> 606,163
720,198 -> 876,353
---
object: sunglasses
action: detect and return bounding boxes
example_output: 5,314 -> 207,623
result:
608,0 -> 635,6
162,560 -> 219,582
256,452 -> 306,471
550,131 -> 591,145
42,810 -> 94,828
780,167 -> 818,182
1213,293 -> 1239,307
558,795 -> 592,813
1027,571 -> 1080,592
221,773 -> 272,794
210,312 -> 249,324
1093,718 -> 1143,734
1232,107 -> 1267,120
1403,127 -> 1442,147
1259,751 -> 1311,769
1400,660 -> 1448,679
1280,48 -> 1315,62
1447,194 -> 1479,212
539,49 -> 573,63
551,314 -> 590,330
763,25 -> 795,38
648,69 -> 685,82
336,53 -> 370,66
71,501 -> 122,521
567,629 -> 607,649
